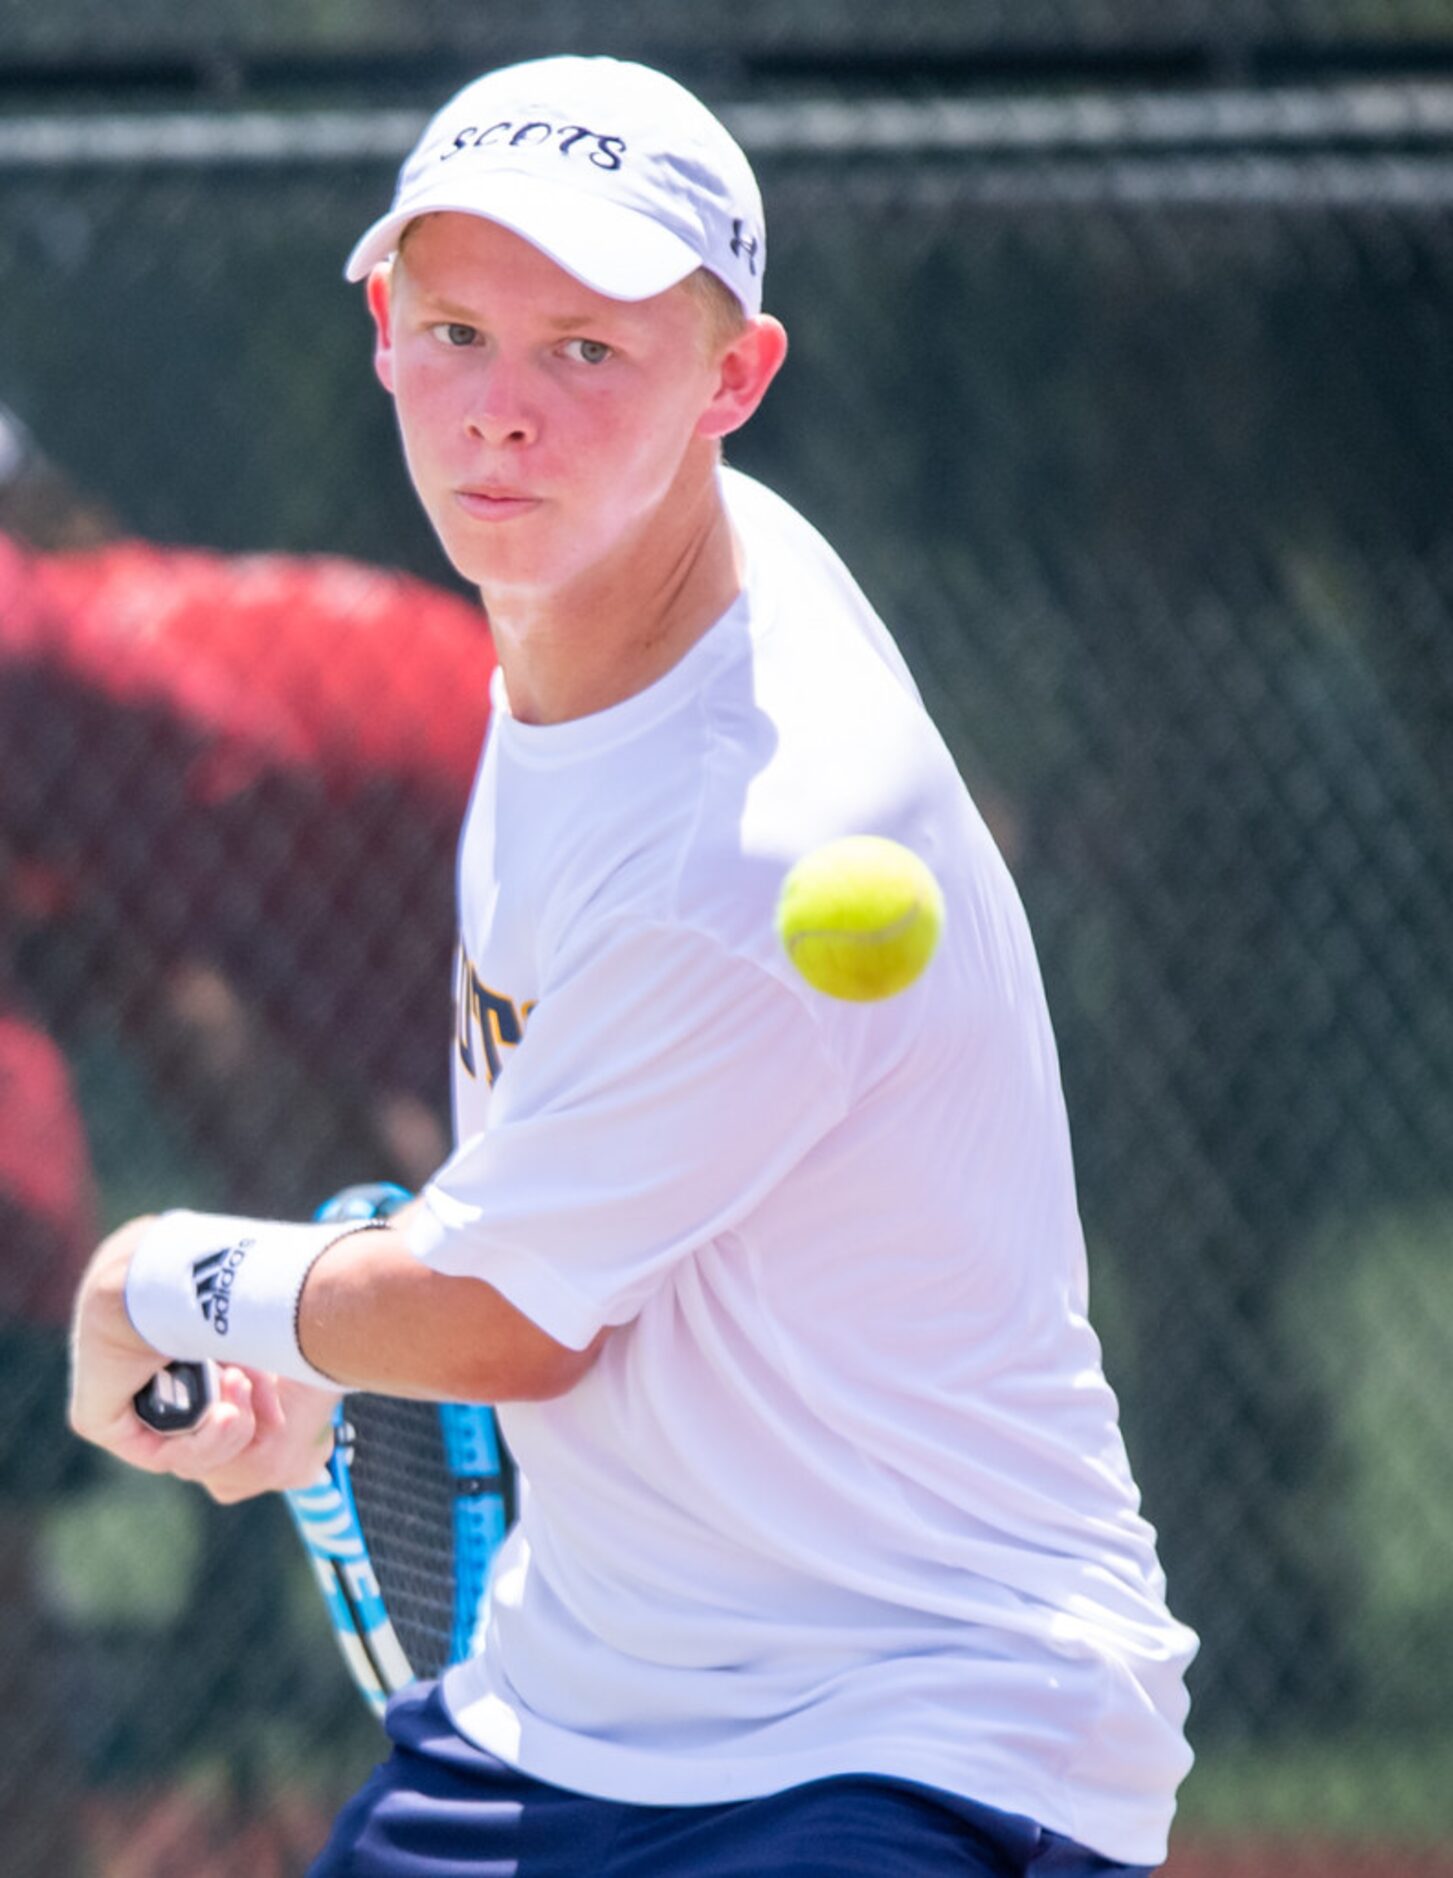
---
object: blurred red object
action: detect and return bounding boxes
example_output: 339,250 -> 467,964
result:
3,533 -> 493,805
1,529 -> 494,1135
0,1001 -> 98,1325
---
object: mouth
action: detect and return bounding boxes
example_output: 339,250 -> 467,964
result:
455,486 -> 542,521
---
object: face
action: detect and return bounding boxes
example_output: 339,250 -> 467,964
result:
369,214 -> 760,600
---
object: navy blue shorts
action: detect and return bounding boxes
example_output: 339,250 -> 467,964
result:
308,1681 -> 1156,1877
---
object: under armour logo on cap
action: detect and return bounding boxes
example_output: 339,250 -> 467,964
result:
729,219 -> 761,277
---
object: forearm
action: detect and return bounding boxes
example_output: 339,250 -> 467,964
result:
297,1223 -> 605,1402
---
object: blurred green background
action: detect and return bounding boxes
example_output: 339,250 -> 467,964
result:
2,3 -> 1452,1873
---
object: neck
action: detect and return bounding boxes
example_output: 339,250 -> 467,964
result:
484,458 -> 742,727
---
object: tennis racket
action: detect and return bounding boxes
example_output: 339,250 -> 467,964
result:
133,1183 -> 513,1715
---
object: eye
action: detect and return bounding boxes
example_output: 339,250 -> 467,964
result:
430,322 -> 479,348
563,338 -> 612,366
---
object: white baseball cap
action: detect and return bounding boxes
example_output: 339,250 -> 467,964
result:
344,55 -> 765,316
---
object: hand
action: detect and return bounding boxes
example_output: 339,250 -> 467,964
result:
169,1368 -> 342,1503
69,1215 -> 184,1467
68,1216 -> 340,1497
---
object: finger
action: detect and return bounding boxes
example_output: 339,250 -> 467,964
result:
145,1383 -> 261,1482
243,1368 -> 287,1437
105,1401 -> 251,1476
214,1364 -> 256,1418
207,1390 -> 337,1500
159,1413 -> 257,1481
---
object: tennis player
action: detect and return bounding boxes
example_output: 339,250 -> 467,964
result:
70,54 -> 1197,1876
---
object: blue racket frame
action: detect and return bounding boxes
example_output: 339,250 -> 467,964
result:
284,1396 -> 508,1714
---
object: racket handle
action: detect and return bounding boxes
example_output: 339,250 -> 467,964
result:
135,1360 -> 216,1434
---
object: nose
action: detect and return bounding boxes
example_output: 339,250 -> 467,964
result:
466,361 -> 538,450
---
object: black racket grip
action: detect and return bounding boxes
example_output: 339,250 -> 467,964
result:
135,1361 -> 216,1434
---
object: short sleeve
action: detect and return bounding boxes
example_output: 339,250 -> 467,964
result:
404,919 -> 849,1349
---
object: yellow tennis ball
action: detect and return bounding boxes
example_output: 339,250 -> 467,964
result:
776,836 -> 945,1002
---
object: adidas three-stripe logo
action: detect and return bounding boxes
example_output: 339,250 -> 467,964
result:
191,1239 -> 253,1336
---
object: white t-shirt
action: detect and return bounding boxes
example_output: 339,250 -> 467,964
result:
406,468 -> 1197,1866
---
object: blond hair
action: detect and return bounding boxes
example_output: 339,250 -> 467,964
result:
678,266 -> 750,356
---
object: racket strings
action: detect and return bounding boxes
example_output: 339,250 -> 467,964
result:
348,1395 -> 461,1680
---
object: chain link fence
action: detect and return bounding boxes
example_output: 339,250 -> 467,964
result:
3,27 -> 1452,1878
5,0 -> 1453,66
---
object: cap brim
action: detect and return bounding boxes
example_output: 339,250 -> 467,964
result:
344,172 -> 702,302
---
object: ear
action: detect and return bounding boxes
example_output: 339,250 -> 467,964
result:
366,262 -> 397,394
696,317 -> 789,442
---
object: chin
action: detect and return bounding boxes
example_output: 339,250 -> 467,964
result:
446,544 -> 555,599
429,525 -> 526,590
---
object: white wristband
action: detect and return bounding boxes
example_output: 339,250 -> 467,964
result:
124,1209 -> 383,1389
